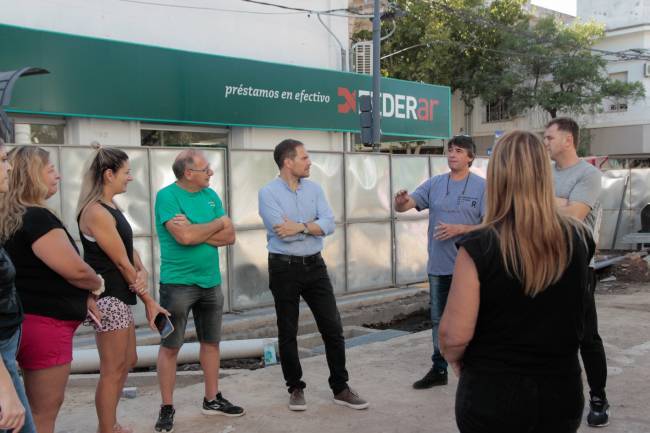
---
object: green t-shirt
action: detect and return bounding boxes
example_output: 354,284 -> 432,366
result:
155,183 -> 225,288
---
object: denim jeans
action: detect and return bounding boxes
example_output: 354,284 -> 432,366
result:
429,274 -> 453,371
159,284 -> 224,349
0,328 -> 36,433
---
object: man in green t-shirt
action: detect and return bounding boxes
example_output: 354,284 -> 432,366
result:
153,149 -> 242,433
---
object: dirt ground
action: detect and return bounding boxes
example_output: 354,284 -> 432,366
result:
598,253 -> 650,295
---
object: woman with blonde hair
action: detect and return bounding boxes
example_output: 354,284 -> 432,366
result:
77,146 -> 168,433
0,145 -> 104,433
439,130 -> 594,433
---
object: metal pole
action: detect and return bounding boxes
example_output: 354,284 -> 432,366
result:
372,0 -> 381,151
611,174 -> 630,250
316,13 -> 348,72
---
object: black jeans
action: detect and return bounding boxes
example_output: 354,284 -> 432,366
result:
581,267 -> 607,400
268,254 -> 349,394
456,369 -> 584,433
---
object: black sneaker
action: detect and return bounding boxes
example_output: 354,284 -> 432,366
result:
413,367 -> 448,389
154,405 -> 175,433
587,396 -> 610,427
202,393 -> 245,417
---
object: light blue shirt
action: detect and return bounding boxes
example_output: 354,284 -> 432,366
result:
411,172 -> 486,276
258,177 -> 335,256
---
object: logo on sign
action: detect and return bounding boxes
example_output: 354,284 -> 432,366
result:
337,87 -> 439,121
337,88 -> 357,113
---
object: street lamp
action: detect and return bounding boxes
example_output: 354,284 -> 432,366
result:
0,67 -> 49,142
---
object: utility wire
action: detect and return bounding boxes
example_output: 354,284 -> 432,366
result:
425,0 -> 650,61
382,38 -> 650,67
119,0 -> 302,14
382,39 -> 561,61
235,0 -> 367,15
119,0 -> 372,17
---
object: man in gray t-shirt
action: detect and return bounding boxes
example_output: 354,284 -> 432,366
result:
394,136 -> 485,390
553,159 -> 602,234
544,118 -> 609,427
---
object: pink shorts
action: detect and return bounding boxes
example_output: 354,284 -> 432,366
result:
17,313 -> 82,371
83,296 -> 134,333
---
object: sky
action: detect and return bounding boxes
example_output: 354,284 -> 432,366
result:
531,0 -> 577,16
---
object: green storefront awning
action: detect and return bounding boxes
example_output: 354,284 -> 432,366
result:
0,24 -> 451,140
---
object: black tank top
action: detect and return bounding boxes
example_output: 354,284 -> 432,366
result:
457,225 -> 595,377
79,202 -> 136,305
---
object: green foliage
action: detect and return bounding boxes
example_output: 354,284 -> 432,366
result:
382,0 -> 529,114
508,17 -> 645,117
380,2 -> 646,120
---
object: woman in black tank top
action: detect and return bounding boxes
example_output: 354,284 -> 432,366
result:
77,146 -> 169,433
439,131 -> 594,433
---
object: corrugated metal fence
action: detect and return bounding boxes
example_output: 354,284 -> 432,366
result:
8,145 -> 648,324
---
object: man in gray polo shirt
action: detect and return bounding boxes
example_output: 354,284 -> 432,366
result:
544,117 -> 609,427
394,136 -> 485,389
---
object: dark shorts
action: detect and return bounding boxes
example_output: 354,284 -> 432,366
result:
159,283 -> 224,349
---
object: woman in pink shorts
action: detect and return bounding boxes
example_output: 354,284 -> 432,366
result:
0,146 -> 104,433
77,146 -> 168,433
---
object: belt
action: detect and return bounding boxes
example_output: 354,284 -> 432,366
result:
268,252 -> 322,265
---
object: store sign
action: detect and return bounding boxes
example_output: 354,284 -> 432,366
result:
0,24 -> 450,139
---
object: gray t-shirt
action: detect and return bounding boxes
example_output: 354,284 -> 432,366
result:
411,172 -> 486,276
553,160 -> 602,234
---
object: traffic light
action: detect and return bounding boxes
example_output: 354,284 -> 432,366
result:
359,94 -> 373,146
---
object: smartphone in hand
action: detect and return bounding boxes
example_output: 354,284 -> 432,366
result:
87,311 -> 102,328
154,313 -> 174,339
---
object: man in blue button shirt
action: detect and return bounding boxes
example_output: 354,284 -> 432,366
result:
395,135 -> 485,389
258,139 -> 368,412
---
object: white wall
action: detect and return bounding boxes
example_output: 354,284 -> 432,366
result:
583,29 -> 650,130
0,0 -> 349,70
231,127 -> 343,151
578,0 -> 650,30
65,118 -> 141,146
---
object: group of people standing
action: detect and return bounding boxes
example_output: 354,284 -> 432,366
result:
0,116 -> 609,433
396,118 -> 608,432
0,139 -> 367,433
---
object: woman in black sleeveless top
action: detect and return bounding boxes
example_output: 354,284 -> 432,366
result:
77,146 -> 168,433
439,131 -> 594,433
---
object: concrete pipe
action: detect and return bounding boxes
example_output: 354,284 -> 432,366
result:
71,338 -> 276,374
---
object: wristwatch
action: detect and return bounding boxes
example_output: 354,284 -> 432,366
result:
302,223 -> 310,235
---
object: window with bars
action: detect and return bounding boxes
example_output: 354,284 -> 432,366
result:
606,72 -> 629,113
484,97 -> 512,123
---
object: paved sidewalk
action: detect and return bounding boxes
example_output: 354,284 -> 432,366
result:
57,286 -> 650,433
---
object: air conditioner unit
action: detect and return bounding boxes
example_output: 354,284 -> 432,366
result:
644,63 -> 650,77
353,41 -> 373,75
